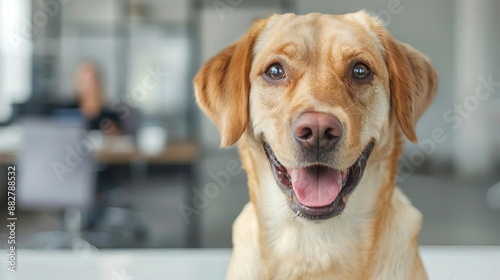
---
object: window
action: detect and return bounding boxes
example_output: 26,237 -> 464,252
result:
0,0 -> 32,122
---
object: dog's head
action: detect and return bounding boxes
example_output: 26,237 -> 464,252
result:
195,12 -> 437,220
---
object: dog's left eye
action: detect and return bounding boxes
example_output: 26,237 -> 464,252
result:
352,63 -> 371,79
265,64 -> 285,80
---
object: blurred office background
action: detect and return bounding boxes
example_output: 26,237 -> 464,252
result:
0,0 -> 499,250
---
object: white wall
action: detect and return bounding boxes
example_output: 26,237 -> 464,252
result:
454,0 -> 500,177
0,0 -> 32,121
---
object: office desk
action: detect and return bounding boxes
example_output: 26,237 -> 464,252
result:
0,141 -> 202,248
0,247 -> 499,279
0,141 -> 199,165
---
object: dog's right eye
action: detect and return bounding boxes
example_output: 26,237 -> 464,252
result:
265,64 -> 285,80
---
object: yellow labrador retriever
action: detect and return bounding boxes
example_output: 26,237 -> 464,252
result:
195,11 -> 437,280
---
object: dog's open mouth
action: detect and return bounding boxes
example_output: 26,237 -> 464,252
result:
264,141 -> 375,220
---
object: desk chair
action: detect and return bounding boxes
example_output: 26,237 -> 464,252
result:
17,118 -> 96,250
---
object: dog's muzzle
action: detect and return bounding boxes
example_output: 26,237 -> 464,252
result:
264,141 -> 375,220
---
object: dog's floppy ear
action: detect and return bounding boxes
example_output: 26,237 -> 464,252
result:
375,27 -> 438,143
194,19 -> 267,147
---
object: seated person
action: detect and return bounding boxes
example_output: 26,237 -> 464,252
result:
74,61 -> 122,135
74,61 -> 123,230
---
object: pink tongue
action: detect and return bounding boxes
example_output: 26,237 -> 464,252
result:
290,166 -> 342,208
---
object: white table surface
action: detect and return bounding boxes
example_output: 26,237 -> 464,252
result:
1,246 -> 499,280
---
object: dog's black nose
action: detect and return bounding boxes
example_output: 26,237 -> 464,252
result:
293,112 -> 343,150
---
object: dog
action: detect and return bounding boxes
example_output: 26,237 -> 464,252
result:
194,11 -> 437,280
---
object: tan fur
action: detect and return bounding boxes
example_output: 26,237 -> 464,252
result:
195,11 -> 437,280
